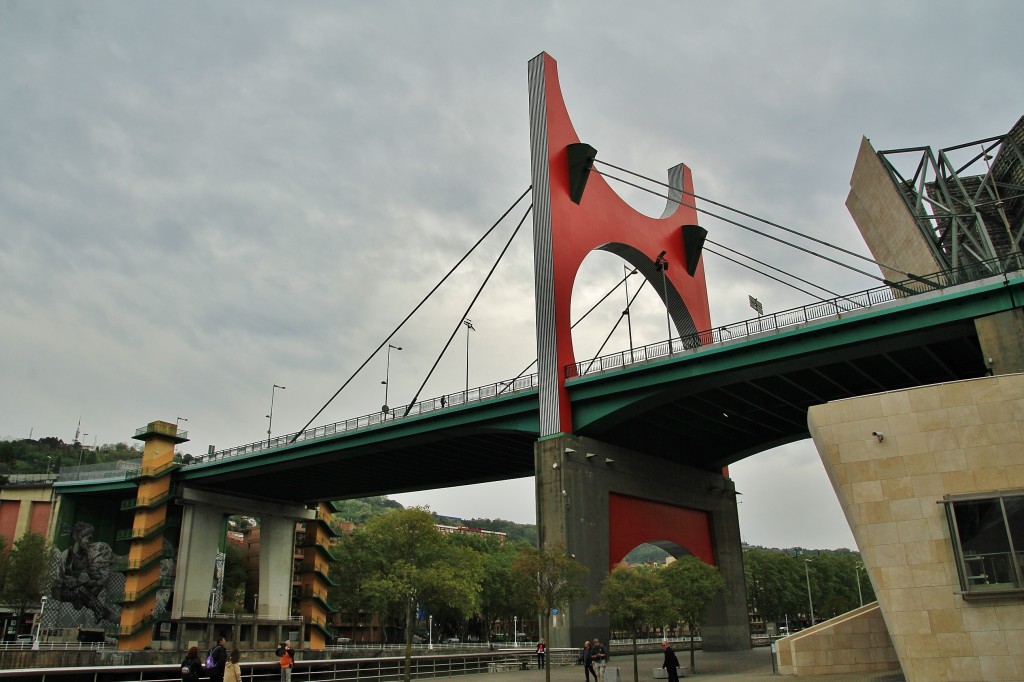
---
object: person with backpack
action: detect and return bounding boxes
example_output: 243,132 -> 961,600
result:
207,637 -> 227,682
180,645 -> 203,682
275,639 -> 295,681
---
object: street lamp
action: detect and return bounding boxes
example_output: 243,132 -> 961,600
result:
78,434 -> 88,470
32,596 -> 47,650
513,616 -> 518,647
429,615 -> 433,650
855,562 -> 864,607
654,251 -> 673,353
266,384 -> 285,448
381,343 -> 402,418
804,559 -> 815,627
462,319 -> 475,396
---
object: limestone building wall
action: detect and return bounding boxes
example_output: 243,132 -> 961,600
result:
808,373 -> 1024,682
846,136 -> 941,282
775,602 -> 899,676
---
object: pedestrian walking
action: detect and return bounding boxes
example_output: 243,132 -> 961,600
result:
582,640 -> 596,682
661,641 -> 680,682
592,638 -> 608,682
224,649 -> 242,682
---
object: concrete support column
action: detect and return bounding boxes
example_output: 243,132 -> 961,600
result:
171,488 -> 314,624
258,515 -> 296,620
536,434 -> 749,651
173,504 -> 224,619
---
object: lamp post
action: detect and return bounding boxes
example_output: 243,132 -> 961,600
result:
462,319 -> 475,397
855,562 -> 864,607
654,251 -> 673,353
804,559 -> 815,627
266,384 -> 285,448
78,434 -> 88,470
623,265 -> 635,359
514,616 -> 518,647
381,343 -> 402,418
429,615 -> 433,650
32,596 -> 47,650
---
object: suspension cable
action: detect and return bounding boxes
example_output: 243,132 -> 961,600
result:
704,246 -> 825,301
402,203 -> 532,416
593,158 -> 916,278
581,277 -> 649,375
500,266 -> 642,388
706,238 -> 847,300
292,186 -> 532,441
592,167 -> 884,282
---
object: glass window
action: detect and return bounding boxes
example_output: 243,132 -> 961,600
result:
944,493 -> 1024,596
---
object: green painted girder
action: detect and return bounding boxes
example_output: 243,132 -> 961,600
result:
569,275 -> 1023,426
179,388 -> 540,482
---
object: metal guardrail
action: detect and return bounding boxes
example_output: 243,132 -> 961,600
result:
180,373 -> 540,470
568,253 -> 1024,379
0,650 -> 556,682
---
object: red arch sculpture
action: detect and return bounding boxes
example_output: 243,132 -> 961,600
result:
528,53 -> 711,436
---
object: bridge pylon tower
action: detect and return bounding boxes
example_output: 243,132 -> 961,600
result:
296,501 -> 340,647
115,420 -> 185,650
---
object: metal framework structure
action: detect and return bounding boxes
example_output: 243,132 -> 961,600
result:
877,116 -> 1024,275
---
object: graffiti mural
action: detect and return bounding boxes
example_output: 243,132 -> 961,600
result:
49,521 -> 123,627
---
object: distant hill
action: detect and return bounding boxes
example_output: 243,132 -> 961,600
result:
328,497 -> 538,546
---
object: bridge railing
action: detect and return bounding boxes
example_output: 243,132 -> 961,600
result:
567,253 -> 1024,379
185,373 -> 540,467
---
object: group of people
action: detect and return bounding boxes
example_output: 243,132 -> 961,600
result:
180,637 -> 295,682
580,638 -> 609,682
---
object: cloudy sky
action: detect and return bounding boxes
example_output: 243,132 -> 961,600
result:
2,1 -> 1020,550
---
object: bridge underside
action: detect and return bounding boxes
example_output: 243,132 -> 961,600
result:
187,428 -> 540,505
570,318 -> 988,472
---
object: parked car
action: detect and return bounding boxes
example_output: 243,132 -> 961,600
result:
335,637 -> 353,644
445,637 -> 460,643
16,635 -> 32,644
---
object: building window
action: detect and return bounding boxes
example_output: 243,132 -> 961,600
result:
942,492 -> 1024,597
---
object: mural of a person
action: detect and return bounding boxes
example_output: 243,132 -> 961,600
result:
55,522 -> 115,623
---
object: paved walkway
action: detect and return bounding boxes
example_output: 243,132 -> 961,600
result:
514,651 -> 904,682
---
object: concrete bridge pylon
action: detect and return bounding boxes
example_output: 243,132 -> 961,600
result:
527,53 -> 747,651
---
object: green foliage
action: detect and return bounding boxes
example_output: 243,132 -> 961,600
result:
345,508 -> 483,682
221,542 -> 249,612
661,556 -> 725,673
331,497 -> 404,525
0,437 -> 142,476
446,535 -> 535,642
743,547 -> 874,629
4,533 -> 51,625
592,565 -> 674,682
438,516 -> 538,546
512,544 -> 588,682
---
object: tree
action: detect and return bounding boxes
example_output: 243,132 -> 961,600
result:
221,542 -> 249,612
5,533 -> 51,635
443,533 -> 534,645
591,565 -> 674,682
512,544 -> 588,682
354,508 -> 483,682
662,556 -> 725,673
743,548 -> 804,626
